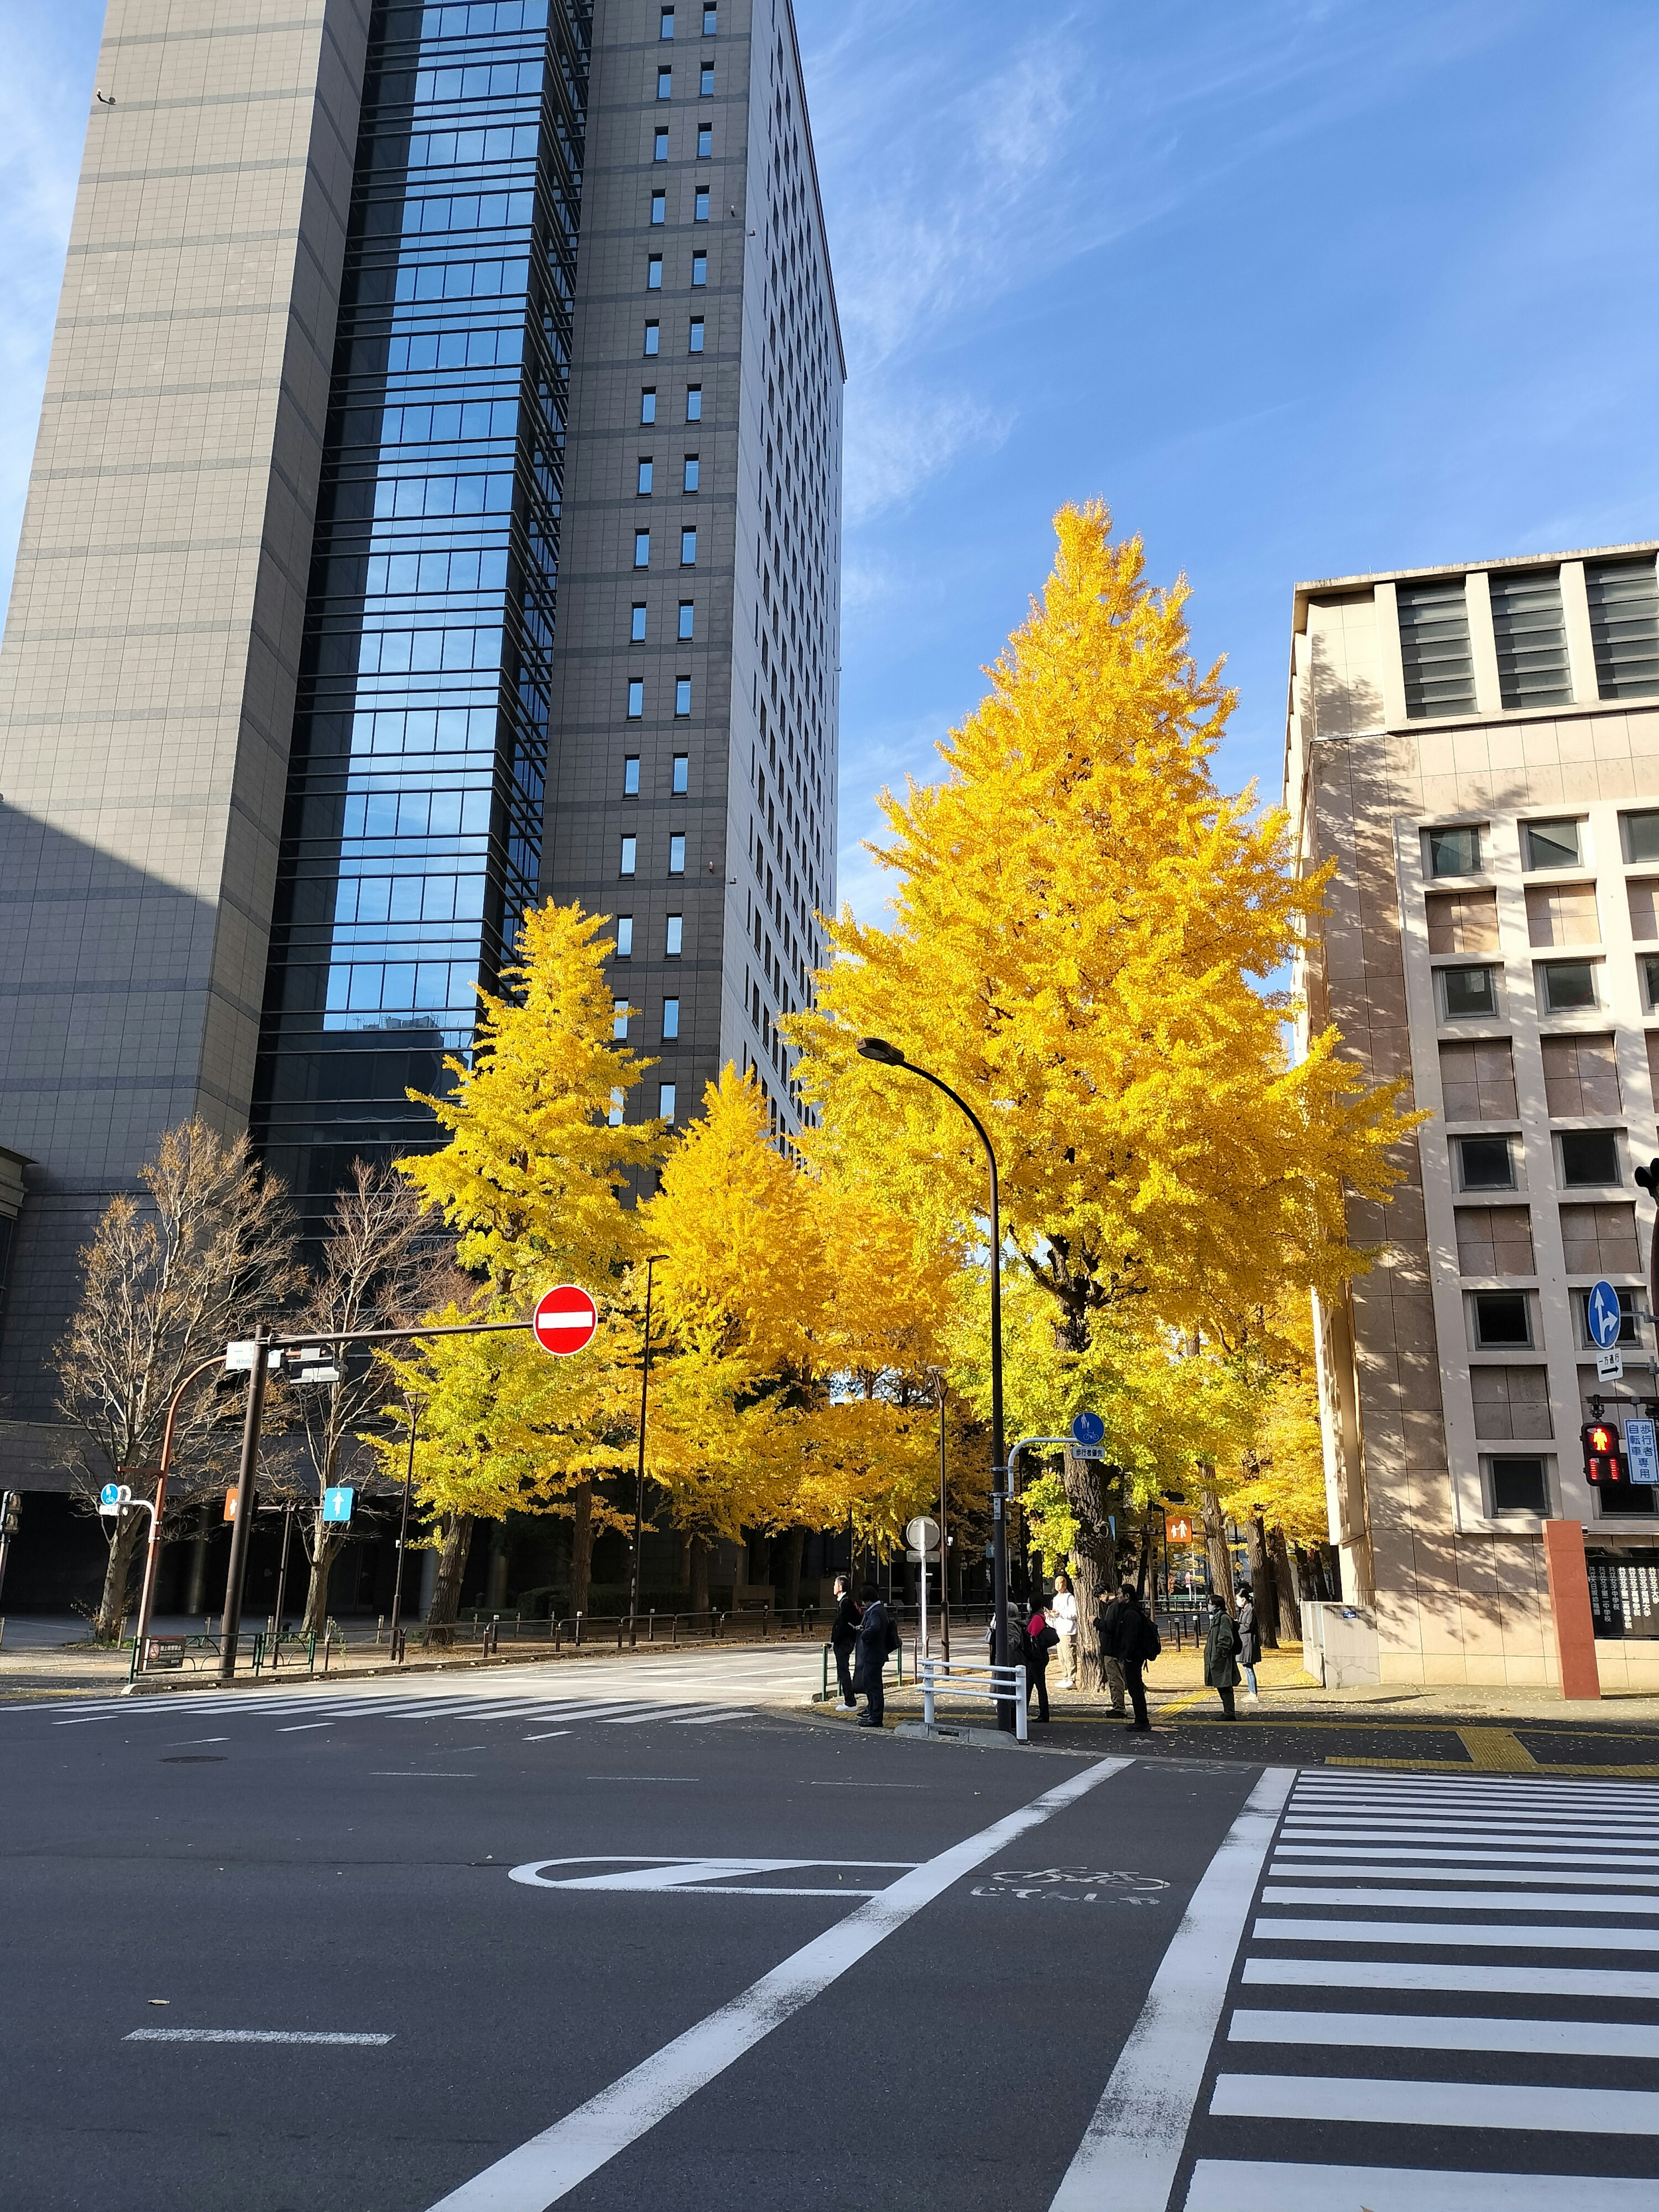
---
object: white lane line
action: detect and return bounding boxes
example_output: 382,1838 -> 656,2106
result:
52,1716 -> 119,1726
1209,2072 -> 1659,2133
1275,1843 -> 1659,1868
276,1722 -> 334,1733
523,1731 -> 572,1742
668,1709 -> 750,1726
423,1754 -> 1133,2212
1183,2160 -> 1659,2212
168,1738 -> 231,1747
1046,1767 -> 1295,2212
593,1704 -> 708,1726
1241,1955 -> 1659,1999
1271,1861 -> 1659,1888
371,1771 -> 478,1778
124,2028 -> 392,2045
1262,1883 -> 1659,1915
1254,1916 -> 1659,1949
1229,2007 -> 1659,2057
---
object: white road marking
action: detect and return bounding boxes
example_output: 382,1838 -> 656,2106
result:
1046,1767 -> 1294,2212
1254,1915 -> 1659,1949
371,1771 -> 477,1778
1272,1860 -> 1659,1887
1210,2072 -> 1659,2133
1262,1882 -> 1659,1914
523,1732 -> 572,1742
1241,1955 -> 1659,1999
510,1855 -> 915,1897
276,1723 -> 334,1733
1184,2161 -> 1659,2212
124,2028 -> 392,2045
52,1716 -> 117,1726
1229,2007 -> 1659,2056
667,1708 -> 751,1726
1274,1842 -> 1659,1868
423,1755 -> 1133,2211
168,1738 -> 229,1747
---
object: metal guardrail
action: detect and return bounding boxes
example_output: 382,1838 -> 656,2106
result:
818,1640 -> 906,1703
920,1657 -> 1029,1744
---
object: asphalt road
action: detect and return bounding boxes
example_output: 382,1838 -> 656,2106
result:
3,1665 -> 1658,2212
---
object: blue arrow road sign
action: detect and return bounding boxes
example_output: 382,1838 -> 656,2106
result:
1587,1279 -> 1624,1351
1071,1410 -> 1106,1448
321,1486 -> 355,1524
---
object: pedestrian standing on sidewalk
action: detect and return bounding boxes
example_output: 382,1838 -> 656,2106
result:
1024,1595 -> 1057,1723
1049,1572 -> 1078,1689
1097,1586 -> 1129,1716
830,1573 -> 861,1712
1103,1580 -> 1157,1733
1205,1592 -> 1242,1719
1235,1582 -> 1261,1704
853,1585 -> 895,1728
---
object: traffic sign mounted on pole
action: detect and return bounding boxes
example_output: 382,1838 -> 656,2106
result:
1587,1279 -> 1624,1351
321,1486 -> 355,1524
532,1285 -> 599,1356
905,1515 -> 941,1555
1071,1410 -> 1105,1448
1625,1416 -> 1659,1486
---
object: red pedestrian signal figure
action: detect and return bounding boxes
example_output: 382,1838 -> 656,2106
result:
1581,1420 -> 1623,1484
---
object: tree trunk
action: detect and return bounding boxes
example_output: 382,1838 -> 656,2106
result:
1058,1446 -> 1116,1694
779,1524 -> 804,1611
302,1523 -> 347,1637
676,1527 -> 692,1595
571,1482 -> 593,1613
1199,1470 -> 1236,1610
1270,1525 -> 1304,1643
92,1505 -> 148,1643
426,1511 -> 474,1641
688,1534 -> 709,1614
1246,1514 -> 1278,1648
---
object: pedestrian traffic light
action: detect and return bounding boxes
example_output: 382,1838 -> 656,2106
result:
1582,1419 -> 1624,1484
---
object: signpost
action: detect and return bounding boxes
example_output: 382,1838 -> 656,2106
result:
906,1515 -> 941,1660
1165,1514 -> 1194,1546
532,1285 -> 599,1357
1588,1279 -> 1624,1349
321,1487 -> 355,1524
1625,1416 -> 1659,1487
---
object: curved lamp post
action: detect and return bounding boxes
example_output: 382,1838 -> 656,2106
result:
856,1037 -> 1013,1732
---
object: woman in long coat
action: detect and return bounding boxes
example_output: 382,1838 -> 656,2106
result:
1204,1594 -> 1242,1719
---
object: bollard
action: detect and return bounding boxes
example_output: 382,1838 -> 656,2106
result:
648,1609 -> 656,1644
574,1610 -> 583,1648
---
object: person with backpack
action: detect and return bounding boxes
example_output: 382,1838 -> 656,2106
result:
853,1584 -> 897,1728
1235,1582 -> 1262,1704
1101,1579 -> 1158,1734
1205,1592 -> 1242,1719
1024,1594 -> 1058,1723
830,1573 -> 862,1713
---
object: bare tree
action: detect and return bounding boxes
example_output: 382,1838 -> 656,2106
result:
264,1163 -> 464,1635
52,1119 -> 301,1642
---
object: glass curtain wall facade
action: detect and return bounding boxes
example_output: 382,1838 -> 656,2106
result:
253,0 -> 590,1235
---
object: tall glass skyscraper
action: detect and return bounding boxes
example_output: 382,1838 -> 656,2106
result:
0,0 -> 841,1465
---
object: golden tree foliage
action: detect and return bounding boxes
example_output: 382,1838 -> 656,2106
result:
400,900 -> 663,1294
790,501 -> 1418,1348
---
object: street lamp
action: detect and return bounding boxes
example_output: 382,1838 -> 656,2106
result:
628,1255 -> 669,1641
856,1036 -> 1011,1731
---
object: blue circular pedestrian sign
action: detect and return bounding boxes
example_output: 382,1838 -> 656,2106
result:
99,1483 -> 121,1507
1071,1410 -> 1106,1448
1587,1278 -> 1624,1351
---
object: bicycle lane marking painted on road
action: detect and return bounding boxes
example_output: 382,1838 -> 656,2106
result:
421,1755 -> 1135,2212
1047,1764 -> 1296,2212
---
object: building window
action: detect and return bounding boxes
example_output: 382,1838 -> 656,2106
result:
1623,809 -> 1659,862
1641,955 -> 1659,1011
700,63 -> 714,95
678,601 -> 695,639
689,317 -> 705,351
694,186 -> 710,222
613,997 -> 630,1040
1586,555 -> 1659,701
1491,569 -> 1572,709
1439,965 -> 1497,1019
663,996 -> 680,1040
691,251 -> 707,286
1426,824 -> 1482,877
654,128 -> 669,162
697,122 -> 713,157
680,528 -> 697,565
1538,959 -> 1598,1012
623,755 -> 641,796
637,458 -> 654,494
631,604 -> 648,643
1471,1290 -> 1532,1349
644,321 -> 660,354
615,917 -> 634,958
651,190 -> 666,225
672,753 -> 690,793
658,66 -> 673,97
1486,1455 -> 1551,1516
1580,1286 -> 1638,1347
1559,1129 -> 1621,1188
702,4 -> 716,29
1456,1135 -> 1515,1191
686,385 -> 702,420
666,913 -> 683,955
675,677 -> 692,716
640,388 -> 658,424
1522,817 -> 1582,870
661,6 -> 674,34
660,1082 -> 678,1121
627,680 -> 644,718
1398,578 -> 1477,720
683,454 -> 699,491
647,255 -> 663,290
620,836 -> 637,876
669,832 -> 686,874
634,531 -> 651,568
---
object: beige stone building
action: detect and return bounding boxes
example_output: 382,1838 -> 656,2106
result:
1287,541 -> 1659,1692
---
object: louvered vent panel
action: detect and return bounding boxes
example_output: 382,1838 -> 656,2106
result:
1586,556 -> 1659,699
1490,568 -> 1571,709
1398,578 -> 1477,719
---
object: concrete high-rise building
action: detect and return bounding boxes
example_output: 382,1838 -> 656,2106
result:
1287,540 -> 1659,1693
0,0 -> 840,1499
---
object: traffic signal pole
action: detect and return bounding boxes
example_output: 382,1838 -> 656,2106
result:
217,1324 -> 270,1684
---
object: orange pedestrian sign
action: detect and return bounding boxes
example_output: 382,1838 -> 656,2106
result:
1165,1514 -> 1194,1545
223,1487 -> 240,1522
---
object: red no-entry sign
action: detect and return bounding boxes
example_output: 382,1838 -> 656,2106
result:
531,1284 -> 599,1356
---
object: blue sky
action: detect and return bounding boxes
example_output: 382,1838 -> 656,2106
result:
3,2 -> 1656,923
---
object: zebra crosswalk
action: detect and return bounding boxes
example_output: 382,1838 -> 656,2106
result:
7,1684 -> 755,1734
1182,1767 -> 1659,2211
